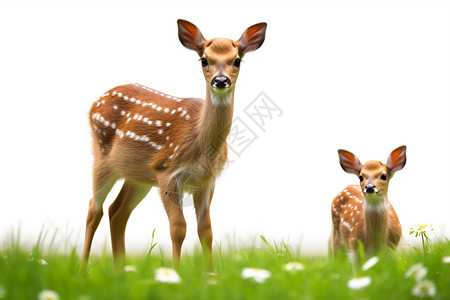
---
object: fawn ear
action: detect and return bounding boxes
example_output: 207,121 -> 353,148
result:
338,149 -> 362,176
177,19 -> 206,56
237,22 -> 267,56
387,145 -> 407,173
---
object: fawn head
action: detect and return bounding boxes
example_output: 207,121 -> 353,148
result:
338,146 -> 407,204
177,19 -> 266,100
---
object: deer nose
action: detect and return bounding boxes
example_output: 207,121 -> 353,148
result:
211,76 -> 231,89
365,183 -> 376,193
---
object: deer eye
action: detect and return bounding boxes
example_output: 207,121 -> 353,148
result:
234,59 -> 241,67
381,174 -> 387,180
201,58 -> 208,67
359,175 -> 364,182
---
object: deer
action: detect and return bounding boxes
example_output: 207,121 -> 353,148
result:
331,146 -> 407,262
81,19 -> 267,272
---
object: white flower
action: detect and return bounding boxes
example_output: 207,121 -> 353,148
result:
0,285 -> 6,299
241,268 -> 271,283
347,276 -> 371,290
123,265 -> 136,272
202,272 -> 217,285
412,280 -> 437,298
154,267 -> 181,283
283,262 -> 305,273
39,259 -> 47,265
442,256 -> 450,264
405,263 -> 428,282
38,290 -> 59,300
362,256 -> 379,271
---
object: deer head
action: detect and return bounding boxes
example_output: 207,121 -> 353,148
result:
177,19 -> 267,104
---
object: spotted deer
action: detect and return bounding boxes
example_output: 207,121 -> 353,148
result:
81,20 -> 267,271
331,146 -> 407,260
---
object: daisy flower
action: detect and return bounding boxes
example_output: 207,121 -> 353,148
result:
0,285 -> 5,299
442,256 -> 450,264
154,267 -> 181,283
362,256 -> 379,271
123,265 -> 136,273
283,262 -> 305,273
409,224 -> 433,237
241,268 -> 271,283
405,263 -> 428,282
347,276 -> 371,290
202,272 -> 217,285
38,290 -> 59,300
412,280 -> 437,298
39,259 -> 48,265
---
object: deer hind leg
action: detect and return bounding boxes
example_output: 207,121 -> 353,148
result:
159,176 -> 186,267
81,166 -> 117,269
108,180 -> 152,266
331,210 -> 343,256
332,228 -> 342,256
193,183 -> 215,272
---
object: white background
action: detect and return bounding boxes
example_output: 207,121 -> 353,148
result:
1,0 -> 449,256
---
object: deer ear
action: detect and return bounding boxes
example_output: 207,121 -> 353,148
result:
237,22 -> 267,55
387,145 -> 407,173
177,19 -> 206,56
338,149 -> 362,176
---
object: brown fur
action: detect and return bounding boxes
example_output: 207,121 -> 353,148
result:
331,185 -> 402,257
332,146 -> 406,259
81,20 -> 267,272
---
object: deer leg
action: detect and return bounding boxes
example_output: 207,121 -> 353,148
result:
332,228 -> 342,256
81,168 -> 117,270
109,180 -> 151,267
159,176 -> 186,267
193,183 -> 215,272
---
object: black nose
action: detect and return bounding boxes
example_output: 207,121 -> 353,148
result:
212,76 -> 231,89
365,183 -> 376,193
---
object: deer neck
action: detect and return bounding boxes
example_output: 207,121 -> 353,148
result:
195,88 -> 235,153
363,195 -> 389,253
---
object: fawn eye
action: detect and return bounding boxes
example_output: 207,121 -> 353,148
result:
234,59 -> 241,67
201,58 -> 208,67
381,174 -> 387,180
359,175 -> 364,182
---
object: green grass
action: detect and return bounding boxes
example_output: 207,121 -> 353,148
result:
1,236 -> 449,300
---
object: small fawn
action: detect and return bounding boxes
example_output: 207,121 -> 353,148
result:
81,20 -> 267,271
331,146 -> 407,260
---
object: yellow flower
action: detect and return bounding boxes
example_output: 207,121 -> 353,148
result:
409,224 -> 433,237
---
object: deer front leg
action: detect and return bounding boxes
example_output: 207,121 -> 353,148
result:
159,176 -> 186,267
193,183 -> 215,272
